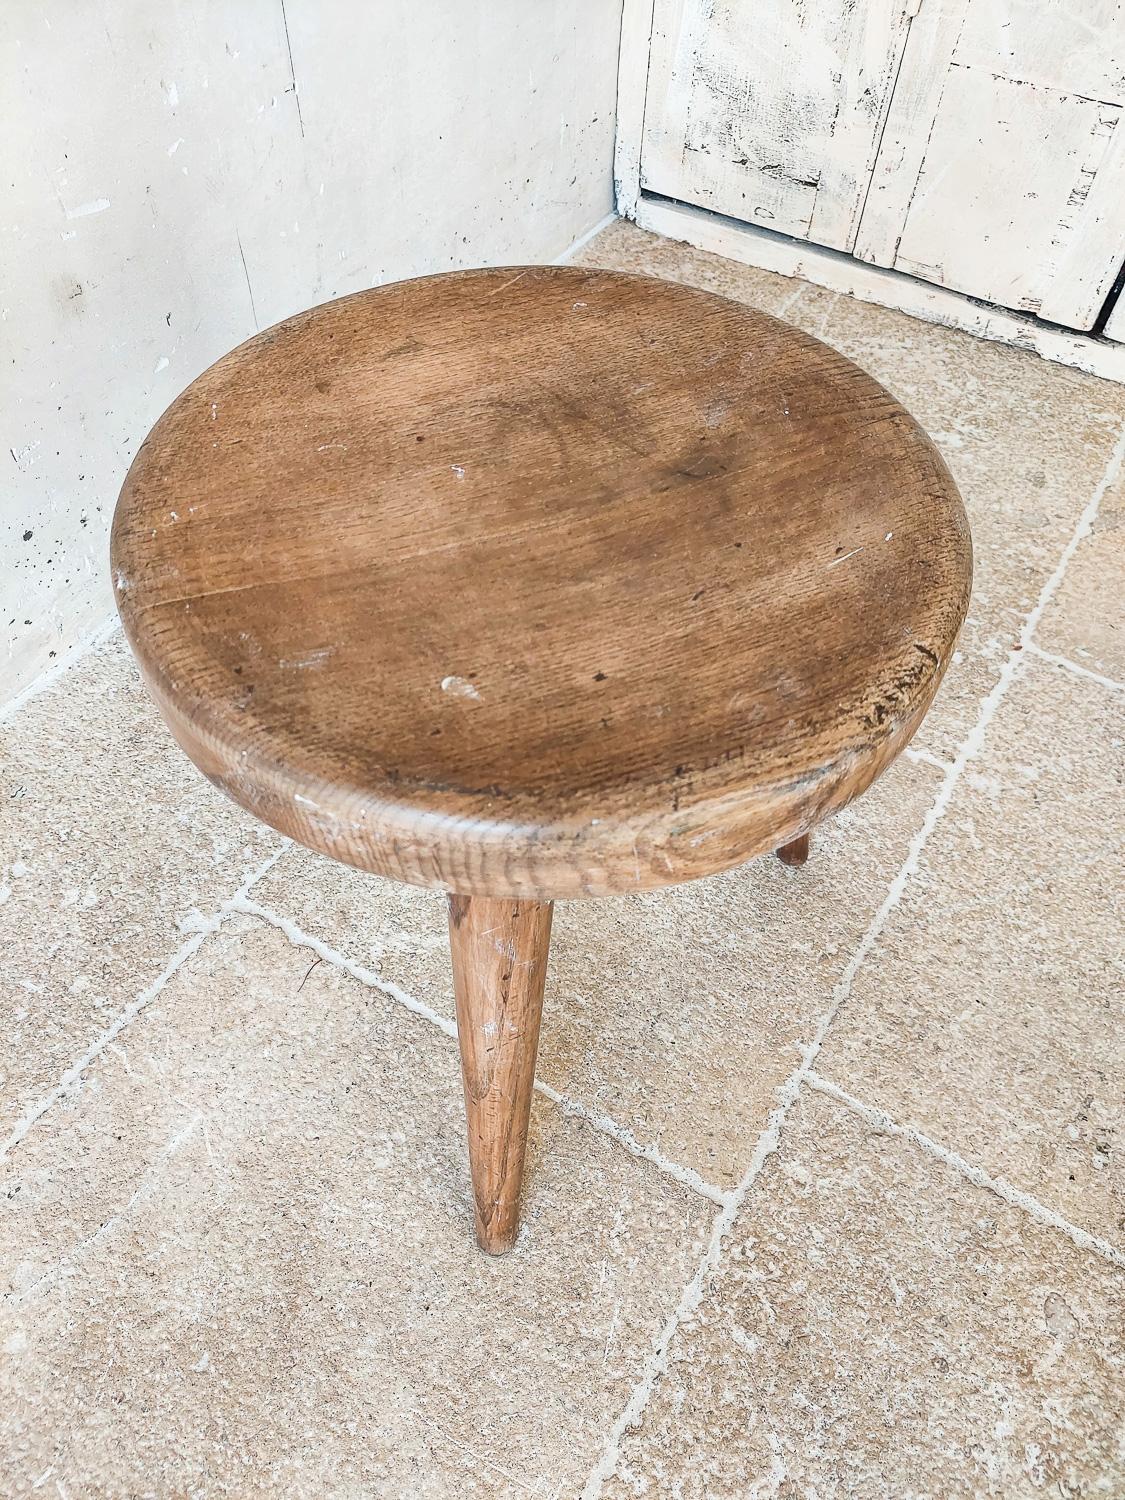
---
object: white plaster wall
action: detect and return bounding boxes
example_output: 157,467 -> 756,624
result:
1,1 -> 622,702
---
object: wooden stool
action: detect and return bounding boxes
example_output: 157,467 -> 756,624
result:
111,267 -> 971,1253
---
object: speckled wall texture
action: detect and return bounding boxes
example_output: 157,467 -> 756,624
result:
2,1 -> 621,702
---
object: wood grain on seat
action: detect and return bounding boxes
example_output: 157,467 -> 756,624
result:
112,265 -> 971,901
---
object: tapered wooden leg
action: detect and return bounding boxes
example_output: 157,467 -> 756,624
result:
447,893 -> 553,1254
777,832 -> 811,867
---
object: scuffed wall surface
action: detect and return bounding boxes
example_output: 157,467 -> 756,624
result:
1,1 -> 621,700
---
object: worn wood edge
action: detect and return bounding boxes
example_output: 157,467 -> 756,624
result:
119,637 -> 958,901
632,197 -> 1125,385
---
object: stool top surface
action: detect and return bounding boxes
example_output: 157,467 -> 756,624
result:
112,265 -> 971,899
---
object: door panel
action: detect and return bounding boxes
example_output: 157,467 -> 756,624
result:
854,0 -> 1125,328
890,69 -> 1121,323
851,0 -> 972,266
641,0 -> 916,250
954,0 -> 1125,102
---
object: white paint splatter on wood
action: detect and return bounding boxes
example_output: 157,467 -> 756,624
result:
279,646 -> 335,671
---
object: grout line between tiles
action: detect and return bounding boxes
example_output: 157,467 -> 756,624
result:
0,845 -> 289,1165
580,1051 -> 810,1500
232,895 -> 730,1209
581,418 -> 1125,1496
1018,423 -> 1125,648
11,1111 -> 207,1304
1025,641 -> 1124,695
903,744 -> 951,772
229,894 -> 459,1038
776,282 -> 805,319
527,1082 -> 729,1208
802,1071 -> 1125,1269
812,289 -> 841,339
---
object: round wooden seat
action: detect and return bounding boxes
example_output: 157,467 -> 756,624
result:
113,265 -> 970,900
112,265 -> 971,1251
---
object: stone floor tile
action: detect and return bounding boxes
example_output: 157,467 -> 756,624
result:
1,917 -> 713,1499
574,219 -> 795,315
0,633 -> 283,1130
816,659 -> 1125,1243
1037,467 -> 1125,684
601,1087 -> 1125,1499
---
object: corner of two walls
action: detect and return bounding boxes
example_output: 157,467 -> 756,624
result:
2,1 -> 624,707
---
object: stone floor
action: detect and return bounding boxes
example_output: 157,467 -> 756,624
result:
1,220 -> 1122,1497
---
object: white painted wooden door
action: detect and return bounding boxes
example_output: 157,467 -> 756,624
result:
640,0 -> 1125,331
852,0 -> 1125,328
641,0 -> 920,251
